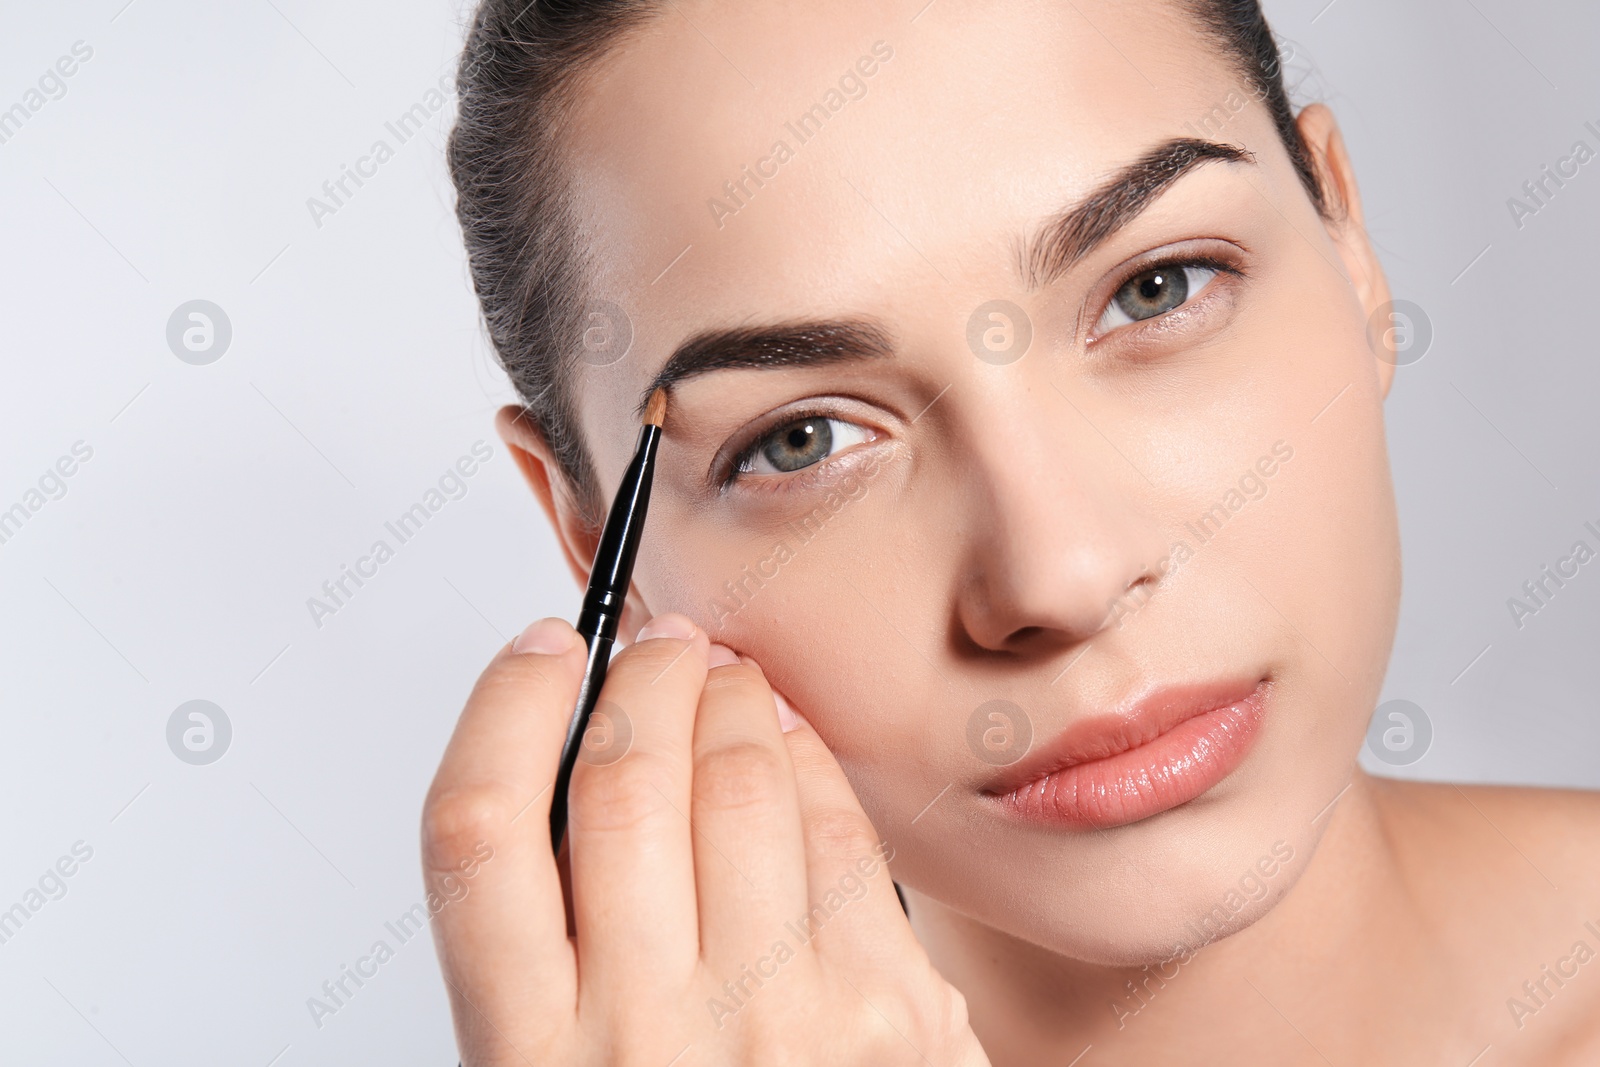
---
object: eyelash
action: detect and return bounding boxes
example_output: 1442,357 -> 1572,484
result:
1089,253 -> 1244,341
720,408 -> 878,492
713,251 -> 1244,490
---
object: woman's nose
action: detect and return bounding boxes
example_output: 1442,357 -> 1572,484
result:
949,402 -> 1168,656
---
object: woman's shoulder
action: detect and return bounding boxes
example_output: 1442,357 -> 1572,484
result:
1372,776 -> 1600,879
1369,776 -> 1600,906
1370,777 -> 1600,1061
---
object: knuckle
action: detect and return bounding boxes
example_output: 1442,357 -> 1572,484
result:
693,740 -> 788,812
733,1018 -> 803,1067
421,784 -> 513,871
608,1035 -> 683,1067
834,1000 -> 899,1054
460,1030 -> 567,1067
905,977 -> 964,1030
941,982 -> 974,1033
785,730 -> 843,778
702,662 -> 768,694
607,636 -> 698,682
835,978 -> 969,1057
472,653 -> 567,708
804,807 -> 878,862
569,751 -> 671,832
916,982 -> 977,1052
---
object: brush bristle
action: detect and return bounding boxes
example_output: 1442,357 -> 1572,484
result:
643,387 -> 667,427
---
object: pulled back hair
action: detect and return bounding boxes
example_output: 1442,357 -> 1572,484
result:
446,0 -> 1328,499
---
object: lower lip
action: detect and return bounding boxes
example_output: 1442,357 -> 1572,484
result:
993,681 -> 1269,830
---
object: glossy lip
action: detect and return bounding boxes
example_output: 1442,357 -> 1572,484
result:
985,676 -> 1271,830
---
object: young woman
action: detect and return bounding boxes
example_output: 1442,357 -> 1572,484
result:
422,1 -> 1600,1062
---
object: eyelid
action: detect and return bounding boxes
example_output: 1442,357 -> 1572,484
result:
738,418 -> 871,477
1083,242 -> 1248,344
1094,262 -> 1224,333
713,400 -> 885,491
727,430 -> 883,499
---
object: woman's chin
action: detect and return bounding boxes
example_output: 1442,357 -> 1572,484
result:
908,794 -> 1325,969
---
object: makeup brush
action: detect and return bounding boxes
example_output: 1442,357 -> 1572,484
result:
548,387 -> 667,853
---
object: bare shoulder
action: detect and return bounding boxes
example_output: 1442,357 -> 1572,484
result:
1370,777 -> 1600,887
1368,776 -> 1600,1060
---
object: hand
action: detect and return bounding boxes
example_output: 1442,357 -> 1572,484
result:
422,612 -> 990,1066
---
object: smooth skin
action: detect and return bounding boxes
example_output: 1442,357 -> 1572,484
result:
425,614 -> 987,1065
426,1 -> 1600,1063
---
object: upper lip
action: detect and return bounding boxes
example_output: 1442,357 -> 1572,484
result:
982,676 -> 1269,796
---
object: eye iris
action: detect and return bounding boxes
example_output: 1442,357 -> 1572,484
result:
1115,266 -> 1190,321
760,418 -> 833,472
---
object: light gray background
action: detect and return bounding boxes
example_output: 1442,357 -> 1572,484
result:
1,1 -> 1595,1063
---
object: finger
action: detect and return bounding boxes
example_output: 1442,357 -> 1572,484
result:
423,618 -> 587,1030
566,612 -> 707,997
781,700 -> 914,961
690,650 -> 809,971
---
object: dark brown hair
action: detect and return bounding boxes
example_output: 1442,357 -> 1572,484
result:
447,0 -> 1328,498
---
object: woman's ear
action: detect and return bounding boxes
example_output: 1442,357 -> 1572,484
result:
494,405 -> 655,641
496,404 -> 595,589
1295,103 -> 1398,399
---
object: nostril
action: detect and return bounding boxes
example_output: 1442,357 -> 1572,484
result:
1007,625 -> 1047,647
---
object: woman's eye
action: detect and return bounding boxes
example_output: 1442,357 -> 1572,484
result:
1095,263 -> 1220,333
737,416 -> 872,476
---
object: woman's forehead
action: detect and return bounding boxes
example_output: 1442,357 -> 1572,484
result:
561,0 -> 1237,295
558,0 -> 1255,457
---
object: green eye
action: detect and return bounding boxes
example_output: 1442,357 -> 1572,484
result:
1096,262 -> 1222,332
738,416 -> 871,476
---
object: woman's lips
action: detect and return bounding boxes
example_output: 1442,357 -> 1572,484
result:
986,677 -> 1270,830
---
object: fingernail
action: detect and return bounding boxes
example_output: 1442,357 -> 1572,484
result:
636,613 -> 699,642
707,643 -> 740,668
773,690 -> 803,733
513,617 -> 578,655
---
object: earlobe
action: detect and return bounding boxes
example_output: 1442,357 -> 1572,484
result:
493,405 -> 657,639
1295,104 -> 1397,398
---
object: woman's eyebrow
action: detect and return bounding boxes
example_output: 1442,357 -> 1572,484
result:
630,138 -> 1250,416
634,319 -> 894,417
1019,137 -> 1255,290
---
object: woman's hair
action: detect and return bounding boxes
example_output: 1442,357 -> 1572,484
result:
447,0 -> 1327,499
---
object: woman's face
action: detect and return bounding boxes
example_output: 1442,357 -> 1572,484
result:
545,0 -> 1400,962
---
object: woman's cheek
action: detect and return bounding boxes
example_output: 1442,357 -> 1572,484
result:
656,497 -> 947,759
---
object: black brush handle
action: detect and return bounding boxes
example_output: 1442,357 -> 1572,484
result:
547,631 -> 612,852
547,421 -> 660,853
